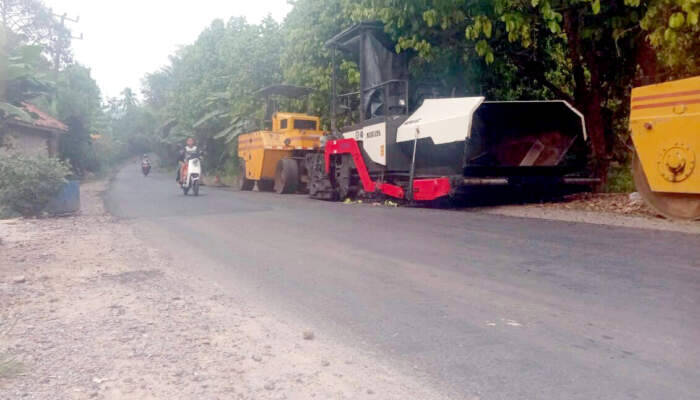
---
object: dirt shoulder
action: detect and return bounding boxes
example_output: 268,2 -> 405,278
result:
473,193 -> 700,235
0,180 -> 449,400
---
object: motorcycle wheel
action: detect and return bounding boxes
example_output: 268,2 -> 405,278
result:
193,181 -> 200,196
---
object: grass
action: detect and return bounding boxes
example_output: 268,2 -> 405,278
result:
604,162 -> 635,193
0,357 -> 22,380
0,317 -> 21,380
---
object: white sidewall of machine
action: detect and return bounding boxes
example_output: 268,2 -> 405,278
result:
397,97 -> 485,144
342,122 -> 388,165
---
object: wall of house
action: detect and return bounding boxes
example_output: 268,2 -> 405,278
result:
0,124 -> 53,157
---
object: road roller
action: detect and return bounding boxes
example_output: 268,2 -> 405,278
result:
237,85 -> 326,194
629,76 -> 700,220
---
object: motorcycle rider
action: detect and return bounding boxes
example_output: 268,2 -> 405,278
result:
176,137 -> 199,183
142,154 -> 152,176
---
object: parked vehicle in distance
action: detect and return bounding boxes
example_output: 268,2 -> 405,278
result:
237,85 -> 326,194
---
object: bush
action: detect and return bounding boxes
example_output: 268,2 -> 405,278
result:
604,161 -> 635,193
0,154 -> 71,217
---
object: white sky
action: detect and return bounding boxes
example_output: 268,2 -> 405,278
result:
45,0 -> 292,99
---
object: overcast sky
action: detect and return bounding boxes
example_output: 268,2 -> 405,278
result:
46,0 -> 292,99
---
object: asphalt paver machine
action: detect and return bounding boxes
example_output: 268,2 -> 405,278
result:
307,22 -> 597,202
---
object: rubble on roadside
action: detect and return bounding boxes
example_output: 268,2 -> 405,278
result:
539,192 -> 656,218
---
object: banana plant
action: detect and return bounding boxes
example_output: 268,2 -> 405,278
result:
1,44 -> 53,123
193,91 -> 256,144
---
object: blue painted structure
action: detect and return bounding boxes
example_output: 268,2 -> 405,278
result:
46,180 -> 80,216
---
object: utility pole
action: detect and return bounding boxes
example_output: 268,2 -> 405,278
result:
49,10 -> 82,79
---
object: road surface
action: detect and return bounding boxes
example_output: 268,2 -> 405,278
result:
107,164 -> 700,400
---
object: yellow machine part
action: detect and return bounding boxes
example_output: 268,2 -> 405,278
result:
238,112 -> 324,181
629,76 -> 700,220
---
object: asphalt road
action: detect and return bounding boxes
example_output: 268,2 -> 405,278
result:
107,164 -> 700,400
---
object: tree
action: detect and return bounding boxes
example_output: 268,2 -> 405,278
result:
119,87 -> 138,111
281,0 -> 353,128
343,0 -> 698,179
52,64 -> 102,173
639,0 -> 699,76
2,0 -> 120,175
140,16 -> 287,170
0,0 -> 73,71
138,0 -> 698,181
0,43 -> 52,122
1,20 -> 6,104
108,87 -> 156,157
142,66 -> 173,110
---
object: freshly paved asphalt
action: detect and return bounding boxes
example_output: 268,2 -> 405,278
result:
107,164 -> 700,400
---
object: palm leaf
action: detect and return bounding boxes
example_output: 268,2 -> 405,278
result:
193,109 -> 228,129
213,124 -> 236,140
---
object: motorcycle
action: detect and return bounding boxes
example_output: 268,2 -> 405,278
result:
141,160 -> 151,176
179,153 -> 202,196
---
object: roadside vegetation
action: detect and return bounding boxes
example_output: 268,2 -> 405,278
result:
2,0 -> 699,197
137,0 -> 698,188
0,316 -> 20,380
0,154 -> 70,217
0,1 -> 153,216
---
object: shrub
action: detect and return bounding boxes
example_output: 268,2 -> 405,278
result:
0,154 -> 70,217
604,161 -> 635,193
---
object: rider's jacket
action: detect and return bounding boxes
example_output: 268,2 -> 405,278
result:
182,145 -> 199,161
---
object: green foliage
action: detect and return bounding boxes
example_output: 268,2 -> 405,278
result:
281,0 -> 353,128
1,0 -> 112,176
0,154 -> 70,217
50,64 -> 104,174
604,162 -> 635,193
0,356 -> 22,379
107,89 -> 157,157
342,0 -> 696,181
0,44 -> 53,122
0,102 -> 31,121
134,0 -> 698,181
141,16 -> 287,170
637,0 -> 699,74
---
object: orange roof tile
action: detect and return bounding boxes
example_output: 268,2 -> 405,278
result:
18,102 -> 69,132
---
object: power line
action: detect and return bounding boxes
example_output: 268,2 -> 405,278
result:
48,9 -> 83,78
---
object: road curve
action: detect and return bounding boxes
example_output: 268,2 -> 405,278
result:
107,163 -> 700,400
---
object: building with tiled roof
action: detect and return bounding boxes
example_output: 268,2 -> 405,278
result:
0,103 -> 68,157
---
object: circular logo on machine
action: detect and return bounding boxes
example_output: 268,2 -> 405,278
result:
657,143 -> 695,182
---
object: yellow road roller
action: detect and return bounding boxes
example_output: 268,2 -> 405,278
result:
237,85 -> 325,194
629,76 -> 700,220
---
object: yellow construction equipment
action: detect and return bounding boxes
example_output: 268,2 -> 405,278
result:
237,85 -> 325,194
629,76 -> 700,220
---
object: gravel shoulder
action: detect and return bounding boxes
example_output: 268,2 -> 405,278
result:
0,180 -> 449,400
473,193 -> 700,235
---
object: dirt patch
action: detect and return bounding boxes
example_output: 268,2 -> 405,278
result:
0,181 -> 449,399
535,192 -> 656,217
475,192 -> 700,235
100,270 -> 164,285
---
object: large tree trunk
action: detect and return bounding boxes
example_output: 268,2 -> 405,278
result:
564,8 -> 609,189
635,35 -> 658,85
582,62 -> 609,187
0,16 -> 6,102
